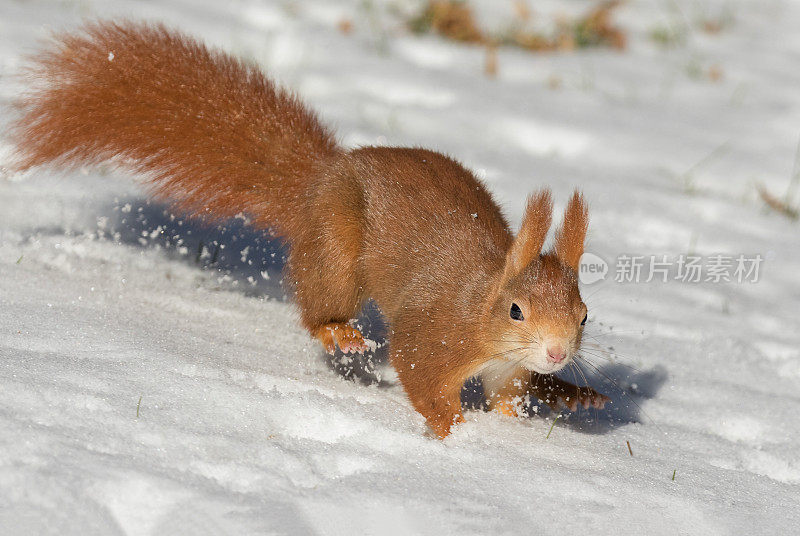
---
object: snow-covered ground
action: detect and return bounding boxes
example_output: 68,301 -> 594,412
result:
2,0 -> 799,534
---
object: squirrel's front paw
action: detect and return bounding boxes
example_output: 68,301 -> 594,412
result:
425,412 -> 464,439
314,322 -> 368,355
561,387 -> 609,412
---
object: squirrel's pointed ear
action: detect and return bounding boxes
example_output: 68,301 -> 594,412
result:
502,189 -> 553,282
553,190 -> 588,271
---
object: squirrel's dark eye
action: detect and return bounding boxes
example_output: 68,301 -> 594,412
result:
581,313 -> 588,326
510,303 -> 524,321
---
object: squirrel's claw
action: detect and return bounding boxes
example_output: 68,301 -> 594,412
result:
561,387 -> 609,412
314,323 -> 368,355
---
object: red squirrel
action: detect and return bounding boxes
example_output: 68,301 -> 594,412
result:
10,21 -> 608,438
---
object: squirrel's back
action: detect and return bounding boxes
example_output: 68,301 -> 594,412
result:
344,147 -> 511,312
11,21 -> 338,236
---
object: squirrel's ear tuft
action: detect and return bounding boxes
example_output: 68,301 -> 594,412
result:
553,190 -> 588,271
502,189 -> 553,282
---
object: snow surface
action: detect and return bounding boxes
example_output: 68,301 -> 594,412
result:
2,0 -> 800,534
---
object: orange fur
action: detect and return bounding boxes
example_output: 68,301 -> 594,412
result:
485,369 -> 608,415
554,190 -> 589,270
11,21 -> 601,438
315,323 -> 368,355
12,21 -> 337,235
502,189 -> 553,283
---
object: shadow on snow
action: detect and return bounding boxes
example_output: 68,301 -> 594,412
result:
87,197 -> 665,433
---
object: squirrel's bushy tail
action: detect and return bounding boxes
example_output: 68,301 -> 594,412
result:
11,20 -> 339,236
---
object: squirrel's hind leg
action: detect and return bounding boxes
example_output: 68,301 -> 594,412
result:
288,187 -> 367,355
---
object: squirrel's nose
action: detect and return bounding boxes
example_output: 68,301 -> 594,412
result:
546,347 -> 566,364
